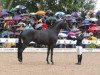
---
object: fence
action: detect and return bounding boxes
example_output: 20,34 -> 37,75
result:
0,38 -> 100,52
0,38 -> 100,44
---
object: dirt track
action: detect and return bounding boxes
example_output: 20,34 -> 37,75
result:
0,52 -> 100,75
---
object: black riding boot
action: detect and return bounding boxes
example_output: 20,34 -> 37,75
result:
78,55 -> 80,63
76,55 -> 82,65
79,54 -> 82,64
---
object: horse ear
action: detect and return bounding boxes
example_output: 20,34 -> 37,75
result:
63,19 -> 67,23
63,19 -> 67,28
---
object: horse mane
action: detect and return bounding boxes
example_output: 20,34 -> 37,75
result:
47,19 -> 64,29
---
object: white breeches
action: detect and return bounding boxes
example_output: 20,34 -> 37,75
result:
76,46 -> 83,55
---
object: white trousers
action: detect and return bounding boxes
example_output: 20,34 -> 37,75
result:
76,46 -> 83,55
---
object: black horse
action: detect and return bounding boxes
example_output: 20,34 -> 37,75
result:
17,20 -> 66,64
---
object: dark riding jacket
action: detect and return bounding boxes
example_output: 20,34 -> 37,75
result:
67,34 -> 84,46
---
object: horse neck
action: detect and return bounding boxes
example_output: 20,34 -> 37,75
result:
52,23 -> 62,35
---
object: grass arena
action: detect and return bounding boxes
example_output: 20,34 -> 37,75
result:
0,48 -> 100,75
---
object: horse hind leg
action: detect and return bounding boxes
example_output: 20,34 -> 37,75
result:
18,47 -> 22,62
18,48 -> 23,64
18,43 -> 27,63
18,46 -> 25,63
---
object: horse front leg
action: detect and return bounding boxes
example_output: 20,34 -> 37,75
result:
46,46 -> 50,64
51,46 -> 54,65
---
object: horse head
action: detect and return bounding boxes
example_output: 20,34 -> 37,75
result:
56,19 -> 67,30
46,16 -> 57,28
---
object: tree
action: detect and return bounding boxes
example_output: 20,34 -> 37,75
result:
1,0 -> 96,13
77,0 -> 96,11
0,0 -> 13,10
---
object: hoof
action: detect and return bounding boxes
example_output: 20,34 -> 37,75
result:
47,61 -> 50,64
75,62 -> 81,65
51,62 -> 54,65
19,62 -> 22,64
46,59 -> 50,64
18,59 -> 22,62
